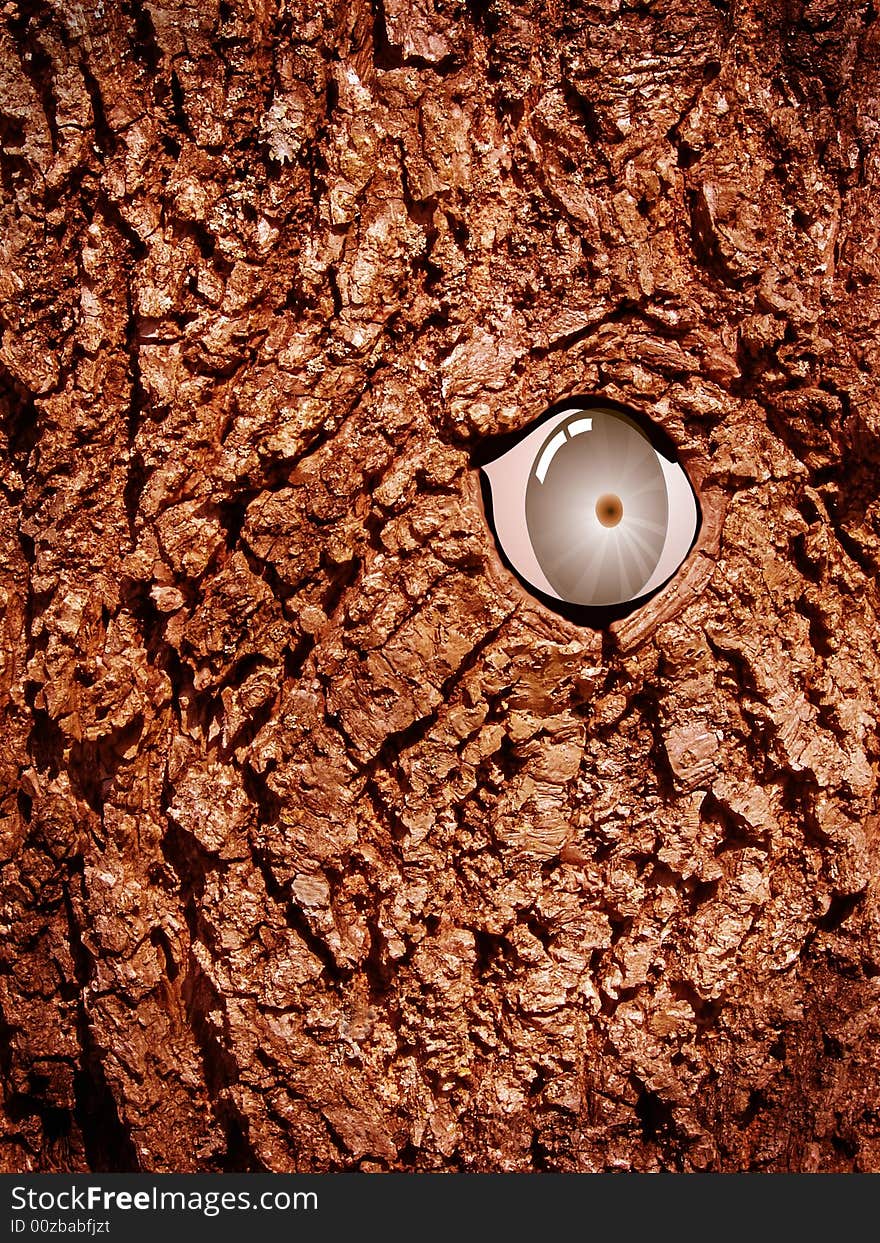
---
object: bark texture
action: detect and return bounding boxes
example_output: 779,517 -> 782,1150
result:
3,0 -> 880,1173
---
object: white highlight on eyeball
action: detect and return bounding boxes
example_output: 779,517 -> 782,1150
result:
535,429 -> 568,484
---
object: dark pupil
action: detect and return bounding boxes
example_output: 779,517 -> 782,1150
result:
525,411 -> 668,607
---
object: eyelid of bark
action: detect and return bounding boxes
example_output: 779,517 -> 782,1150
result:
465,447 -> 726,654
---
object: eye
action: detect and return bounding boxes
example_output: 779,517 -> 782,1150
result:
479,401 -> 700,615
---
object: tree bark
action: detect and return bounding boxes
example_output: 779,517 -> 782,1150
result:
2,0 -> 880,1172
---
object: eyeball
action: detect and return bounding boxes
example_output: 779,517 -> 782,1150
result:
479,401 -> 700,615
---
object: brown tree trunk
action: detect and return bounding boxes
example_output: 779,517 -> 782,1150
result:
2,0 -> 880,1173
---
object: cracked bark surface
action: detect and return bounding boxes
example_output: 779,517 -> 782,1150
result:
2,0 -> 880,1173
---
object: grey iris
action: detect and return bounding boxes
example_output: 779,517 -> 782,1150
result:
525,410 -> 669,607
